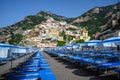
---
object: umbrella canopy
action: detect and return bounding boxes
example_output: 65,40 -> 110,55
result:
11,47 -> 27,54
64,45 -> 73,49
0,47 -> 9,58
83,40 -> 102,46
103,36 -> 120,43
103,36 -> 120,47
0,44 -> 19,58
72,44 -> 80,49
0,43 -> 29,58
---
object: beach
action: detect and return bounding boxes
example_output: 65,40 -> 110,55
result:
43,52 -> 118,80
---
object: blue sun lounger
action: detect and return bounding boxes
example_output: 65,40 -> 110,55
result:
8,75 -> 40,80
97,61 -> 120,69
7,69 -> 56,80
94,57 -> 120,73
17,63 -> 50,71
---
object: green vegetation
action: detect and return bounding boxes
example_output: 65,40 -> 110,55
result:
39,11 -> 70,22
59,31 -> 66,40
72,3 -> 119,38
66,27 -> 76,31
72,18 -> 106,37
57,41 -> 66,46
13,16 -> 46,30
9,34 -> 23,45
76,39 -> 84,43
45,38 -> 52,41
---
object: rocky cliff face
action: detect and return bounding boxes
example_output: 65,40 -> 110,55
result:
71,2 -> 120,37
72,3 -> 120,23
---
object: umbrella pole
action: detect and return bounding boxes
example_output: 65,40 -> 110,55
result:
9,48 -> 12,72
10,52 -> 13,72
10,56 -> 12,71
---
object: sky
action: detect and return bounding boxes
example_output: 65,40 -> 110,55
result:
0,0 -> 119,28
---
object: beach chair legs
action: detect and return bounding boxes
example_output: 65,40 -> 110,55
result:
104,68 -> 107,74
118,73 -> 120,78
93,67 -> 97,71
99,68 -> 108,74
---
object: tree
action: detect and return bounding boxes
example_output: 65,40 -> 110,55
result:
9,34 -> 23,45
57,41 -> 66,46
76,39 -> 84,43
59,30 -> 66,40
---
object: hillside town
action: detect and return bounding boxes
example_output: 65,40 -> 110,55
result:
23,16 -> 90,48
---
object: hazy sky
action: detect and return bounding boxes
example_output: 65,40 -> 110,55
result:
0,0 -> 119,27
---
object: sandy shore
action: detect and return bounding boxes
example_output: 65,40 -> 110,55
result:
43,52 -> 118,80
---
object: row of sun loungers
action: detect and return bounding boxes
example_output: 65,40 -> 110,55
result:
5,50 -> 56,80
44,37 -> 120,78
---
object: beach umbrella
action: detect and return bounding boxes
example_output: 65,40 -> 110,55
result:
81,40 -> 102,50
0,44 -> 18,58
84,40 -> 102,46
65,45 -> 73,49
103,36 -> 120,47
71,43 -> 80,49
103,36 -> 120,43
0,47 -> 9,58
103,42 -> 116,47
102,37 -> 120,61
